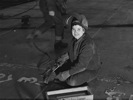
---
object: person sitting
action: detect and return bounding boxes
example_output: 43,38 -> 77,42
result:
45,13 -> 101,87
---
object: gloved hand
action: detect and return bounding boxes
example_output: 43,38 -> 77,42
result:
57,53 -> 69,64
49,11 -> 55,16
56,70 -> 70,81
26,29 -> 42,39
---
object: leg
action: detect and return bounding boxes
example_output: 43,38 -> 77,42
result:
66,70 -> 98,86
52,10 -> 68,49
38,0 -> 54,33
53,11 -> 64,41
26,0 -> 54,39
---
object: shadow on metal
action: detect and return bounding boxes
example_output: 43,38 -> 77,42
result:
1,24 -> 133,31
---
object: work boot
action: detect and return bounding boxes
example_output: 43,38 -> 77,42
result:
54,41 -> 68,50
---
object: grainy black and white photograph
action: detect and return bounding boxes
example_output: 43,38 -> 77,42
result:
0,0 -> 133,100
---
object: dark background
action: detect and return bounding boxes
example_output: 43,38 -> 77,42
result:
0,0 -> 35,10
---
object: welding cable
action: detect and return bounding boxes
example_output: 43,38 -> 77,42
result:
1,0 -> 38,20
31,37 -> 56,68
33,86 -> 46,100
32,39 -> 51,58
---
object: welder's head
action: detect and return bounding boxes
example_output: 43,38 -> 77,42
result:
71,19 -> 86,39
66,13 -> 88,39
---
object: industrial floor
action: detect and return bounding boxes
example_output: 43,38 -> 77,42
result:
0,0 -> 133,99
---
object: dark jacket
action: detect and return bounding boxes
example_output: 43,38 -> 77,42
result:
39,0 -> 66,14
68,33 -> 100,76
38,0 -> 66,34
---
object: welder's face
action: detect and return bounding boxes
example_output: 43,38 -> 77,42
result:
72,25 -> 85,39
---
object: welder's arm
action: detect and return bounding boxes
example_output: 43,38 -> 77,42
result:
57,52 -> 69,66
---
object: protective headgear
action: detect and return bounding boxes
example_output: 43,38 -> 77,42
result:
65,13 -> 88,30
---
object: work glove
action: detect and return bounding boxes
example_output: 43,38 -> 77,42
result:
57,53 -> 69,65
56,70 -> 70,81
49,11 -> 55,16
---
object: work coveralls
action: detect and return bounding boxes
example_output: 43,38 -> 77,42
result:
55,33 -> 101,86
38,0 -> 67,40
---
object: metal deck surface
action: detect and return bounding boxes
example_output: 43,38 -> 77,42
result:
1,0 -> 133,99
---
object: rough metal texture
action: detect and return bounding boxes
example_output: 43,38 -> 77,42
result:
1,0 -> 133,99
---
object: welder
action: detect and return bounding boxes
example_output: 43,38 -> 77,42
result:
41,13 -> 101,87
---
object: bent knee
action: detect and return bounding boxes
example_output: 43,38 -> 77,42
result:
67,80 -> 77,86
